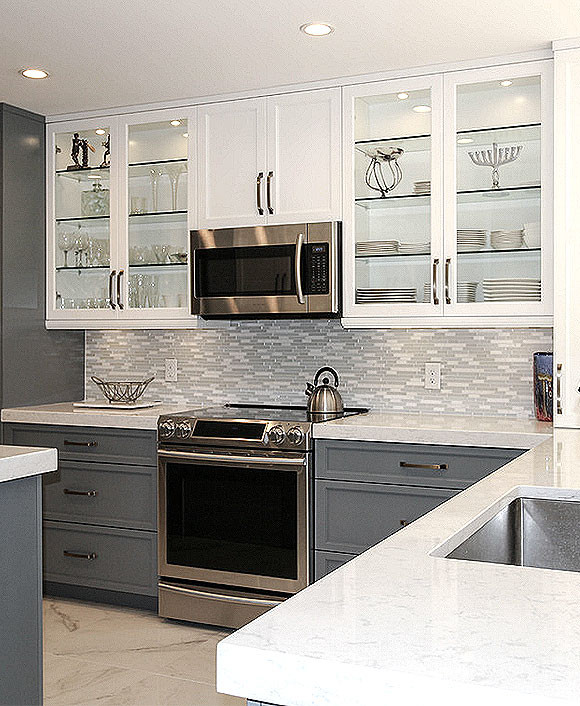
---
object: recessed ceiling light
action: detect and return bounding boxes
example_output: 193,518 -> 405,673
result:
457,137 -> 474,144
182,132 -> 189,138
397,92 -> 409,100
95,129 -> 106,135
20,68 -> 49,79
170,120 -> 181,126
300,22 -> 334,36
412,105 -> 431,113
500,80 -> 513,87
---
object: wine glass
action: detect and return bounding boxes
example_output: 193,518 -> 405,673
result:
57,231 -> 73,267
149,169 -> 162,212
165,163 -> 186,211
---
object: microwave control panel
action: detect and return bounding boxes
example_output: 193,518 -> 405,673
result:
305,243 -> 329,295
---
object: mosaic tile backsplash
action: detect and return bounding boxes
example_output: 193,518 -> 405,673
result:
85,322 -> 552,419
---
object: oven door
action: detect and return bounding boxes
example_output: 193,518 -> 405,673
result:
158,448 -> 309,594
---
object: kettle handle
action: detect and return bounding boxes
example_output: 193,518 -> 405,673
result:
313,366 -> 339,388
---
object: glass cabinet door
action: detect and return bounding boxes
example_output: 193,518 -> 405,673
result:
344,76 -> 443,317
51,121 -> 116,316
444,62 -> 552,316
121,112 -> 190,316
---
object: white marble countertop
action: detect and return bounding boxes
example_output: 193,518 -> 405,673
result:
314,411 -> 552,449
1,402 -> 187,430
217,429 -> 580,705
0,445 -> 57,484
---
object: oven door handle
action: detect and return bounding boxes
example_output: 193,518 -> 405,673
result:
158,449 -> 306,466
158,581 -> 282,607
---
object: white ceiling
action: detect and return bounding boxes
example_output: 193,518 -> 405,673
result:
0,0 -> 578,117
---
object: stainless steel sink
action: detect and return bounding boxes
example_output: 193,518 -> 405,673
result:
446,497 -> 580,572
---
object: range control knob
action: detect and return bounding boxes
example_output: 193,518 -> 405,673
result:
269,425 -> 286,445
158,419 -> 176,438
287,427 -> 304,446
176,420 -> 193,439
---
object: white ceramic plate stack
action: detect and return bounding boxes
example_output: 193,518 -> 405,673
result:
356,288 -> 417,304
398,241 -> 430,255
356,240 -> 399,257
457,229 -> 487,252
457,281 -> 478,303
490,229 -> 524,250
413,180 -> 430,195
482,278 -> 541,302
523,222 -> 541,249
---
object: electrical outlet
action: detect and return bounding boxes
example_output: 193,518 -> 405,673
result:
424,362 -> 441,390
164,358 -> 178,382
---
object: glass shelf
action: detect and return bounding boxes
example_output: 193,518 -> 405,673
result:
56,262 -> 186,272
56,215 -> 110,223
355,247 -> 540,260
128,160 -> 187,179
55,167 -> 110,182
355,193 -> 430,209
129,157 -> 187,168
128,210 -> 186,220
355,134 -> 431,156
457,185 -> 540,204
457,122 -> 540,144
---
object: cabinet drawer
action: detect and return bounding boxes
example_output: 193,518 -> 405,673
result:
315,479 -> 458,554
314,550 -> 356,581
43,521 -> 157,596
43,461 -> 156,530
5,424 -> 157,467
315,440 -> 521,489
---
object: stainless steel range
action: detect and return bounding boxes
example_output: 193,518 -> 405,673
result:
157,403 -> 366,628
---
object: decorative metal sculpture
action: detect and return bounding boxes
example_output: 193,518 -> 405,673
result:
67,132 -> 95,170
364,147 -> 404,197
468,142 -> 522,190
100,134 -> 110,168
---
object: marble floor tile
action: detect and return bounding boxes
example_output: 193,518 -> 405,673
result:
43,599 -> 244,706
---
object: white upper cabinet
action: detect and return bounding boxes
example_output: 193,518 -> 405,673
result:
196,88 -> 341,229
342,59 -> 553,327
197,98 -> 267,229
266,89 -> 341,225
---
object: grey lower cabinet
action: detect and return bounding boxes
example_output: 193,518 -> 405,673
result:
3,423 -> 158,609
314,439 -> 522,579
0,475 -> 43,706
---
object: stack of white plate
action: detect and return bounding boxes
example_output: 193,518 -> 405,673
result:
398,241 -> 430,255
490,229 -> 524,250
523,222 -> 541,249
414,180 -> 430,195
423,282 -> 431,303
356,288 -> 417,303
457,281 -> 478,303
356,240 -> 399,257
482,278 -> 541,301
457,229 -> 487,252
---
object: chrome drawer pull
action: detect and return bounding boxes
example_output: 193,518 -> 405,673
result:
63,551 -> 98,560
63,440 -> 98,447
400,461 -> 448,471
63,489 -> 98,497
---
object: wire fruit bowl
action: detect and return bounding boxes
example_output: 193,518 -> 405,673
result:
91,375 -> 155,404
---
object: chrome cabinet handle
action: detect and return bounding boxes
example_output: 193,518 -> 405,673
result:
63,551 -> 98,560
400,461 -> 448,471
117,269 -> 124,310
432,258 -> 440,305
557,363 -> 563,415
256,172 -> 264,216
63,489 -> 98,497
63,440 -> 98,447
266,171 -> 274,214
444,258 -> 451,304
295,232 -> 305,305
108,270 -> 117,309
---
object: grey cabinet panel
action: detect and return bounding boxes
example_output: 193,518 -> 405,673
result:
43,460 -> 156,530
4,423 -> 157,467
315,479 -> 458,554
0,475 -> 42,706
314,550 -> 356,580
44,521 -> 157,596
315,439 -> 521,489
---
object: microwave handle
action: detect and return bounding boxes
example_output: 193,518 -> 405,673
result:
295,232 -> 305,305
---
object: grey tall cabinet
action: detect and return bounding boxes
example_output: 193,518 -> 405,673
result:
0,103 -> 84,414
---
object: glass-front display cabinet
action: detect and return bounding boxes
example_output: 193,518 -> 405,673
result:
343,60 -> 553,324
47,109 -> 196,327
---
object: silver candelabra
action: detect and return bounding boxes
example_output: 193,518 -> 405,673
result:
468,142 -> 522,189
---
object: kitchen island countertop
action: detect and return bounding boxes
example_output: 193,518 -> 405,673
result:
217,429 -> 580,706
0,444 -> 57,483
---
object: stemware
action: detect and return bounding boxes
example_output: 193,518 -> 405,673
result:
149,169 -> 163,212
57,231 -> 73,267
165,163 -> 186,211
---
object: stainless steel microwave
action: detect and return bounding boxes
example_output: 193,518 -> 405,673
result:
190,222 -> 341,318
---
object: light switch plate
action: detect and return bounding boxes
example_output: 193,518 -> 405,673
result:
425,362 -> 441,390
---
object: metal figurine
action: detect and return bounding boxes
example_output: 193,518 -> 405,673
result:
468,142 -> 523,190
67,133 -> 96,170
100,134 -> 110,168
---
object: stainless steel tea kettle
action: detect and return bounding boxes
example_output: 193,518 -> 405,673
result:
306,367 -> 344,417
